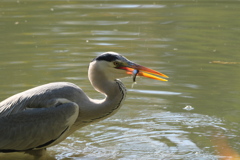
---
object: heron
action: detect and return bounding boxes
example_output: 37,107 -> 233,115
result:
0,52 -> 168,158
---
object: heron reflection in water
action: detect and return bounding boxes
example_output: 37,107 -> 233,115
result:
0,52 -> 168,158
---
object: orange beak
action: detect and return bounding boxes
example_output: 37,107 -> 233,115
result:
117,63 -> 168,81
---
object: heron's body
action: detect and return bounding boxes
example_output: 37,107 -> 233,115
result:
0,52 -> 167,158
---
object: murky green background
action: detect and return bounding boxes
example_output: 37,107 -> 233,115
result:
1,1 -> 240,160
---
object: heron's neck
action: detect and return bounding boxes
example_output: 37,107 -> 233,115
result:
79,63 -> 127,124
88,79 -> 126,122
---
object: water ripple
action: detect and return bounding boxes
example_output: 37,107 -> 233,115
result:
58,20 -> 130,25
50,112 -> 223,159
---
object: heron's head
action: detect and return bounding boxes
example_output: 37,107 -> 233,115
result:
89,52 -> 168,82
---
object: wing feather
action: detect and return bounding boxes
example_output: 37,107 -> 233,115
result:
0,82 -> 86,117
0,101 -> 79,151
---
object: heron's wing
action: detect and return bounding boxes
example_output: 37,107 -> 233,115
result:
0,101 -> 79,151
0,82 -> 86,117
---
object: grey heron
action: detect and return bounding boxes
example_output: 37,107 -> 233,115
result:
0,52 -> 168,158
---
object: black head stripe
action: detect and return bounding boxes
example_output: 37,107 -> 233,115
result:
93,53 -> 120,62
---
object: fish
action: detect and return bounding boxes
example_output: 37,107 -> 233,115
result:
131,69 -> 139,88
132,69 -> 139,82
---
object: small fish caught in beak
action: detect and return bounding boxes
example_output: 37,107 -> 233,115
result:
132,69 -> 139,82
131,69 -> 139,88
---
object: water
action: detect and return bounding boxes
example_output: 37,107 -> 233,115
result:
1,1 -> 240,159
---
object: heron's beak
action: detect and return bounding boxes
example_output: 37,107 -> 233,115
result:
117,63 -> 168,81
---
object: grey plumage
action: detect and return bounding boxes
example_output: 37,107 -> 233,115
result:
0,82 -> 81,151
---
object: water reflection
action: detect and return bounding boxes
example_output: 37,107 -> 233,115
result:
129,88 -> 181,95
54,4 -> 166,9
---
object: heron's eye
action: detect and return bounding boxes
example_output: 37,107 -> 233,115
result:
113,61 -> 120,66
